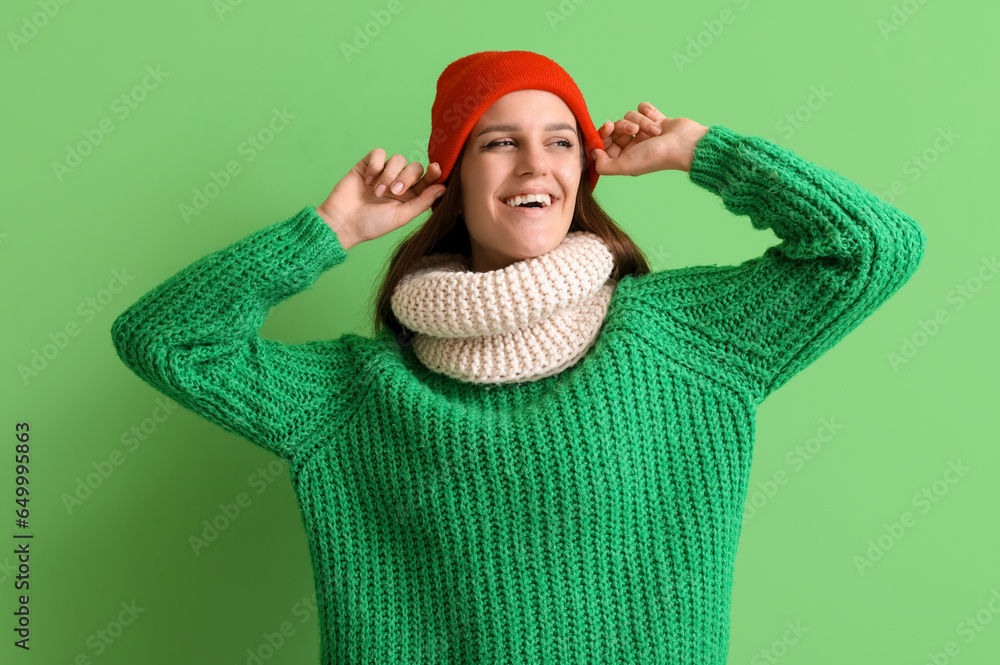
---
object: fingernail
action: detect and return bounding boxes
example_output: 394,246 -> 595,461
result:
375,184 -> 386,196
365,174 -> 373,184
435,190 -> 445,199
391,182 -> 403,194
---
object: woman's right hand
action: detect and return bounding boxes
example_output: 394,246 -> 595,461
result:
315,149 -> 448,251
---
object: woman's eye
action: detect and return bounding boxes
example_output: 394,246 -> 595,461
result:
484,139 -> 575,149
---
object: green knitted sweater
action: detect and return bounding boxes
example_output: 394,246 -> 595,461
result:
110,125 -> 925,664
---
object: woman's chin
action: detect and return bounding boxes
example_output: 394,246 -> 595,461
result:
500,231 -> 565,261
468,214 -> 571,270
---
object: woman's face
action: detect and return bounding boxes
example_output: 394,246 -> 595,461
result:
458,89 -> 584,273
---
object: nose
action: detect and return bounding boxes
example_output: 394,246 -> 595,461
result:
515,141 -> 549,177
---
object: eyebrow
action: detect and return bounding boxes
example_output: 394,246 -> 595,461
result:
476,122 -> 576,137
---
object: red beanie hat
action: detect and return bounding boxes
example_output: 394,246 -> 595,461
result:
428,50 -> 603,193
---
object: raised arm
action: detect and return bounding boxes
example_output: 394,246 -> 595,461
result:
110,206 -> 353,466
635,125 -> 926,403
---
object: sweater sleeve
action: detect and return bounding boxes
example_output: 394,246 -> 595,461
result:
110,205 -> 352,463
634,125 -> 926,403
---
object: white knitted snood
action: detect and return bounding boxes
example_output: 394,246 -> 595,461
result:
390,231 -> 618,384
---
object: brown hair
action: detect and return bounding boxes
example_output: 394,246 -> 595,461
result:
369,129 -> 652,338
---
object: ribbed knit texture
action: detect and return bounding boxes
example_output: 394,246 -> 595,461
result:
110,125 -> 926,665
390,231 -> 617,384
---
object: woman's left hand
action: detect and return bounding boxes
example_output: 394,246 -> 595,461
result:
592,102 -> 710,175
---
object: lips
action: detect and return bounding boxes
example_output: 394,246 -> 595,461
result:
500,200 -> 554,216
499,194 -> 557,208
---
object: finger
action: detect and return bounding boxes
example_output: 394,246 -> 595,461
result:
395,182 -> 448,225
411,162 -> 443,196
610,118 -> 638,149
591,147 -> 622,175
623,110 -> 661,136
363,148 -> 386,185
385,160 -> 429,198
373,153 -> 407,197
638,102 -> 668,123
598,121 -> 617,150
597,123 -> 622,157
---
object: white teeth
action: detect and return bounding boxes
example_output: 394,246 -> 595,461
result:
503,193 -> 551,207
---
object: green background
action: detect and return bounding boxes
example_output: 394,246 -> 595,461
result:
2,0 -> 997,663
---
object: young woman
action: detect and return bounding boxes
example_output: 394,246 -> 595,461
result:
112,50 -> 926,664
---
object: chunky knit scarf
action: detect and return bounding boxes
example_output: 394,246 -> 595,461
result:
390,231 -> 618,384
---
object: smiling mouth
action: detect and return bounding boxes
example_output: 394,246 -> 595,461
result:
498,194 -> 558,210
500,201 -> 556,215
